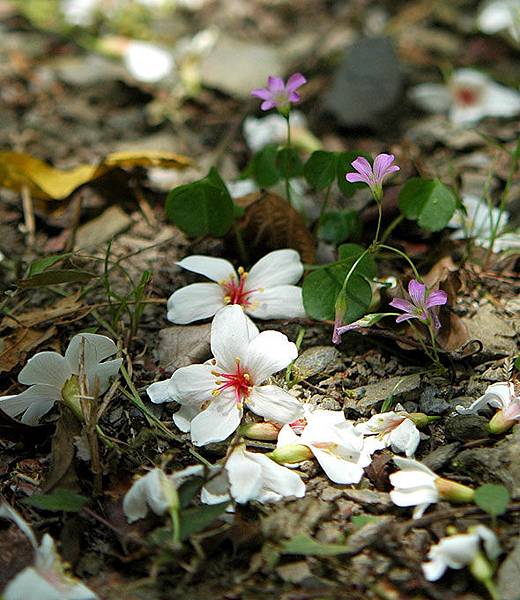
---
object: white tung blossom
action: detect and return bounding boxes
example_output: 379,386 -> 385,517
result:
0,333 -> 122,425
276,406 -> 373,484
478,0 -> 520,42
0,503 -> 98,600
389,457 -> 440,519
409,68 -> 520,124
356,410 -> 421,457
456,381 -> 520,423
123,41 -> 175,84
166,249 -> 306,324
147,305 -> 303,446
422,525 -> 501,581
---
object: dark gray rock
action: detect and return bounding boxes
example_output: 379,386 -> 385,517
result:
498,540 -> 520,600
444,415 -> 490,441
422,442 -> 461,471
324,37 -> 403,127
419,386 -> 450,415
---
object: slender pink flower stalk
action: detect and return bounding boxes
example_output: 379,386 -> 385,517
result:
251,73 -> 307,115
345,153 -> 400,201
389,280 -> 448,331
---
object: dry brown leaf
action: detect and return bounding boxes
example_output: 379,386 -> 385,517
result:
0,326 -> 57,373
235,191 -> 315,264
0,294 -> 85,332
0,150 -> 192,201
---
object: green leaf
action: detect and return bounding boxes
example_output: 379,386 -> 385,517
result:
318,210 -> 361,244
177,477 -> 204,509
398,178 -> 457,232
280,534 -> 350,556
244,143 -> 281,187
337,151 -> 371,197
302,244 -> 375,321
303,151 -> 337,190
277,147 -> 303,178
17,269 -> 97,288
179,502 -> 228,540
27,253 -> 71,277
165,168 -> 234,237
351,515 -> 378,529
514,355 -> 520,371
474,484 -> 510,517
23,489 -> 88,512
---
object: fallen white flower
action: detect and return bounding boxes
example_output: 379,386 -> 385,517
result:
356,410 -> 421,457
422,525 -> 501,581
409,68 -> 520,124
123,41 -> 174,83
243,111 -> 308,152
389,457 -> 475,519
274,406 -> 372,484
0,503 -> 98,600
61,0 -> 98,26
148,305 -> 303,446
478,0 -> 520,42
167,248 -> 306,324
0,333 -> 122,425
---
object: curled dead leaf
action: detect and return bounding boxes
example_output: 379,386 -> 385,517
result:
234,191 -> 315,264
0,326 -> 57,374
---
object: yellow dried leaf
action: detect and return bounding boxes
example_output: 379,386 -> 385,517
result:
0,150 -> 192,200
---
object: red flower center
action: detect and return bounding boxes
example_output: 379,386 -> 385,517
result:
222,268 -> 258,308
212,359 -> 252,406
455,86 -> 479,106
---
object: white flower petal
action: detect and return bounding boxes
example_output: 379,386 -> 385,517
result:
408,83 -> 452,113
210,305 -> 252,372
123,469 -> 172,523
311,446 -> 365,484
389,419 -> 421,457
162,363 -> 216,405
276,423 -> 302,446
433,534 -> 480,569
456,381 -> 513,414
450,103 -> 487,124
65,333 -> 117,374
190,396 -> 242,446
89,358 -> 122,395
172,403 -> 204,432
422,557 -> 448,581
0,385 -> 61,424
4,567 -> 64,600
484,81 -> 520,117
225,448 -> 264,503
17,352 -> 72,388
247,451 -> 305,502
147,379 -> 174,404
247,385 -> 303,424
390,470 -> 437,490
475,525 -> 501,560
124,41 -> 174,83
246,285 -> 305,319
176,255 -> 236,283
245,331 -> 297,384
478,1 -> 517,33
246,249 -> 304,289
201,470 -> 231,505
393,456 -> 437,477
390,486 -> 439,509
167,283 -> 225,324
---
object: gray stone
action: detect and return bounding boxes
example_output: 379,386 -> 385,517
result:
53,55 -> 127,87
498,540 -> 520,600
419,386 -> 450,415
74,206 -> 132,250
293,346 -> 341,380
462,303 -> 517,357
157,324 -> 211,371
342,489 -> 392,513
201,36 -> 286,98
422,442 -> 461,472
444,415 -> 490,441
348,373 -> 422,411
325,37 -> 402,127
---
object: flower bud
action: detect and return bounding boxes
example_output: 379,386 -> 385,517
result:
488,409 -> 516,435
469,551 -> 494,583
435,477 -> 475,503
238,421 -> 282,441
408,413 -> 440,428
61,376 -> 84,422
268,444 -> 313,464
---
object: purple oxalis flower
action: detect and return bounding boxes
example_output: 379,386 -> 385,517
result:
251,73 -> 307,115
389,280 -> 448,331
345,153 -> 400,201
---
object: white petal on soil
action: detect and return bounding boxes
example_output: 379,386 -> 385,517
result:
390,486 -> 439,509
172,403 -> 205,432
247,385 -> 303,424
176,255 -> 236,283
123,469 -> 172,523
190,396 -> 242,446
4,567 -> 68,600
17,352 -> 72,389
475,524 -> 502,559
88,358 -> 122,395
311,446 -> 365,484
0,384 -> 61,424
201,470 -> 231,505
164,363 -> 216,405
276,423 -> 302,447
210,305 -> 253,372
389,419 -> 421,457
65,333 -> 118,375
246,249 -> 304,289
167,283 -> 225,324
247,451 -> 305,502
408,83 -> 452,113
245,331 -> 297,384
147,379 -> 175,404
225,448 -> 264,503
393,456 -> 437,477
483,81 -> 520,117
246,285 -> 306,319
124,41 -> 174,83
422,556 -> 449,581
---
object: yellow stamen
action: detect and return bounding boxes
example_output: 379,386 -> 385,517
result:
224,295 -> 231,304
211,390 -> 221,396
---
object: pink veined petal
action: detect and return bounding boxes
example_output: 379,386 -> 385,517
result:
261,100 -> 277,111
430,311 -> 442,331
267,75 -> 284,94
251,87 -> 272,100
373,153 -> 398,182
408,280 -> 426,306
345,172 -> 368,184
288,91 -> 301,103
285,72 -> 307,93
425,290 -> 448,308
389,298 -> 416,314
395,313 -> 418,323
350,156 -> 373,179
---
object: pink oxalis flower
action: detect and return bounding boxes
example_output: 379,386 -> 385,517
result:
345,153 -> 400,201
389,280 -> 448,331
251,73 -> 307,115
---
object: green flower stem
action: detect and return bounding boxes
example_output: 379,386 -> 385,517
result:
170,505 -> 181,547
380,214 -> 404,243
374,200 -> 383,245
317,183 -> 332,231
284,113 -> 292,205
377,244 -> 421,281
426,320 -> 442,370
